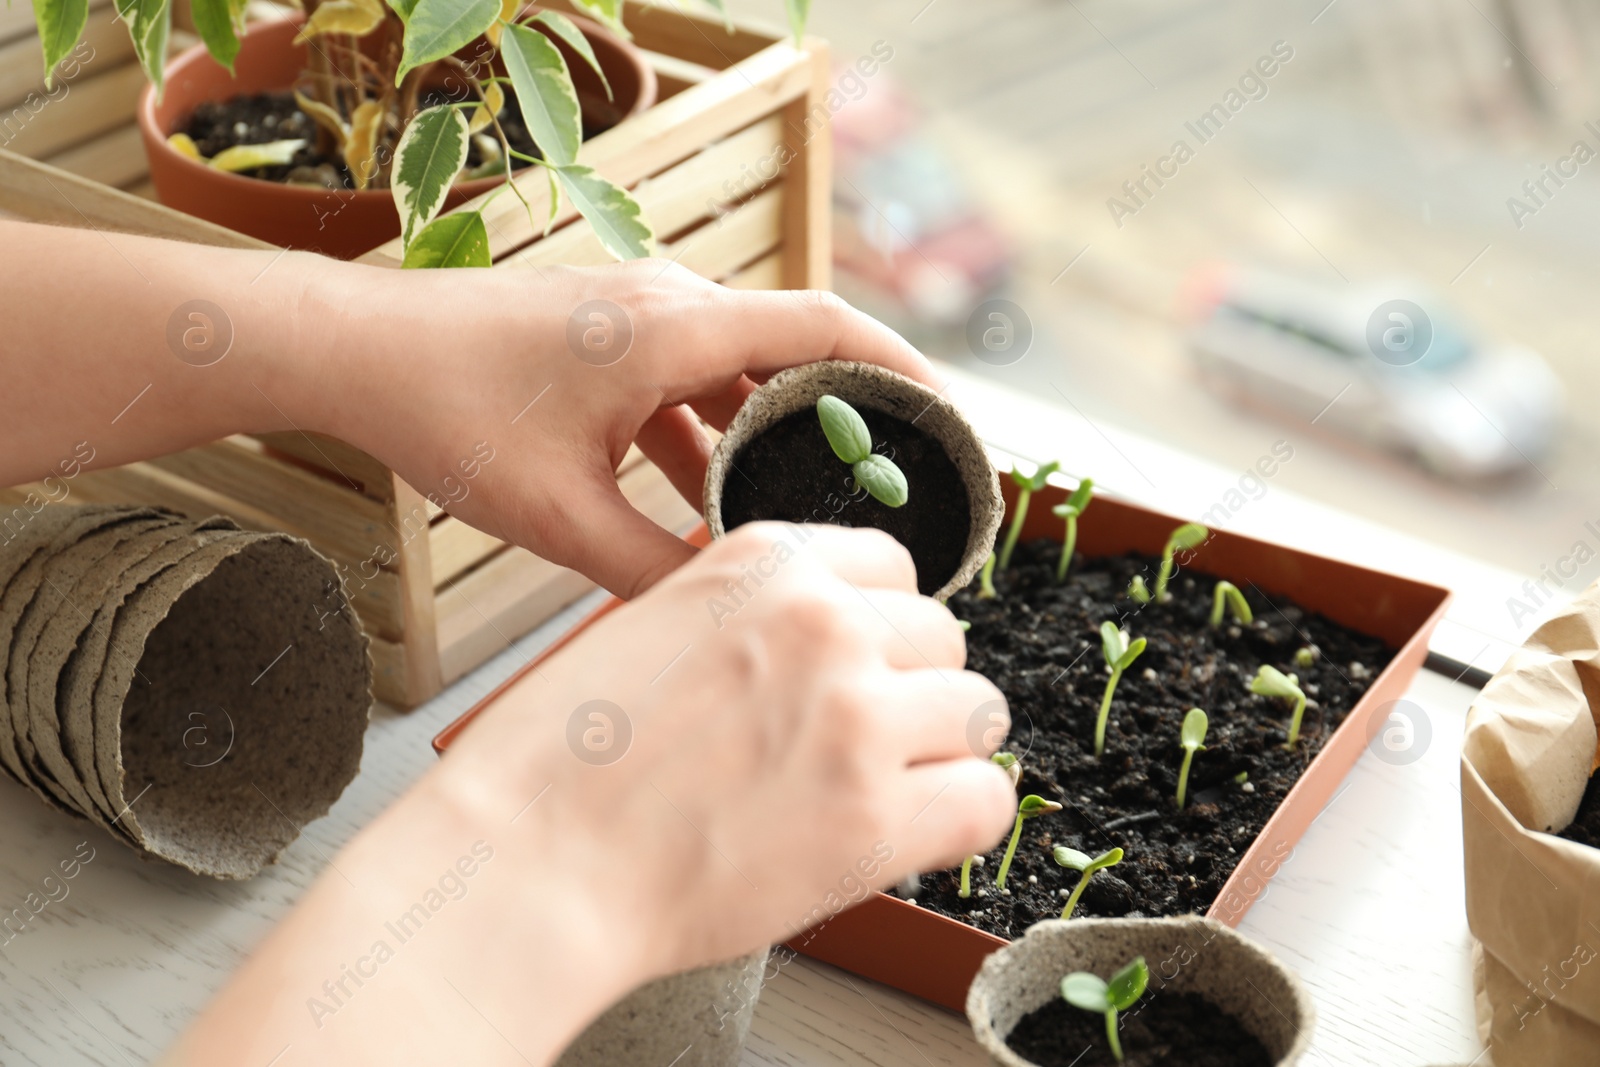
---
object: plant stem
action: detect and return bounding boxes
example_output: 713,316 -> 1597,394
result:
1094,668 -> 1121,758
995,813 -> 1025,890
978,552 -> 997,599
1059,870 -> 1093,919
1285,694 -> 1307,748
1056,513 -> 1077,583
958,855 -> 973,898
1106,1009 -> 1123,1062
1177,750 -> 1195,809
1154,550 -> 1175,602
998,488 -> 1031,570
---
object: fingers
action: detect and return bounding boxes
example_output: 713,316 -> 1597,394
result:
687,378 -> 756,432
846,589 -> 967,672
540,470 -> 698,599
772,523 -> 919,593
883,758 -> 1017,880
634,405 -> 714,510
877,669 -> 1003,763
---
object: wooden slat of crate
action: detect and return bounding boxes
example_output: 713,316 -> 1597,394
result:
723,250 -> 781,290
605,1 -> 779,71
500,115 -> 783,269
435,457 -> 698,683
664,183 -> 782,280
361,39 -> 814,267
0,1 -> 129,110
2,63 -> 147,161
41,125 -> 148,188
250,431 -> 399,503
640,49 -> 718,99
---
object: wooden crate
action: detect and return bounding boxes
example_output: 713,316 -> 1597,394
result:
0,1 -> 832,707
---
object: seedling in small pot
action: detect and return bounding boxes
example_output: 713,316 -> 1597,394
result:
959,753 -> 1020,898
816,395 -> 909,507
1128,573 -> 1151,604
978,551 -> 998,599
1051,478 -> 1095,583
995,794 -> 1062,891
999,461 -> 1061,569
1095,622 -> 1147,757
1061,956 -> 1149,1063
1209,580 -> 1252,628
1053,845 -> 1124,919
1294,645 -> 1318,669
1175,708 -> 1208,809
1251,664 -> 1308,749
1153,522 -> 1209,603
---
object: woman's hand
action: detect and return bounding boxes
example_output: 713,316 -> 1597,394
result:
171,523 -> 1015,1066
317,258 -> 945,598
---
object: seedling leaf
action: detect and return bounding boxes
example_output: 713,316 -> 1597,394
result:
1010,460 -> 1060,494
1107,957 -> 1149,1011
1167,523 -> 1208,552
1210,580 -> 1253,627
1053,846 -> 1092,871
817,395 -> 871,464
1061,973 -> 1110,1013
1251,664 -> 1308,748
996,794 -> 1061,889
1100,621 -> 1126,667
853,454 -> 908,507
1181,707 -> 1208,750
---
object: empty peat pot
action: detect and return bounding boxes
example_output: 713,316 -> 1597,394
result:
967,917 -> 1314,1067
704,362 -> 1002,599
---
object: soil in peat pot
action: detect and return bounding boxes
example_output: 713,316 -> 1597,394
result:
1006,991 -> 1274,1067
901,539 -> 1392,937
1556,773 -> 1600,845
718,408 -> 971,598
181,88 -> 604,189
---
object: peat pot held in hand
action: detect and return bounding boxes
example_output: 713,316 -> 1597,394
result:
967,917 -> 1313,1067
703,361 -> 1003,599
138,10 -> 655,258
555,949 -> 769,1067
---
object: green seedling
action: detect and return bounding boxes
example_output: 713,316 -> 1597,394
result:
1061,956 -> 1149,1063
1053,845 -> 1124,919
1209,580 -> 1252,627
1051,478 -> 1094,583
978,551 -> 998,599
1153,522 -> 1209,602
959,753 -> 1020,898
958,620 -> 972,632
1128,573 -> 1151,604
1294,645 -> 1317,669
1233,771 -> 1249,785
1251,664 -> 1308,749
999,460 -> 1061,570
1176,708 -> 1208,809
817,395 -> 908,507
995,794 -> 1062,891
1095,622 -> 1148,757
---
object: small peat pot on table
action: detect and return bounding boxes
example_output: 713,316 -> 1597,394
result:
966,917 -> 1313,1067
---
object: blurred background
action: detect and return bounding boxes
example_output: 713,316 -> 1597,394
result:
727,0 -> 1599,590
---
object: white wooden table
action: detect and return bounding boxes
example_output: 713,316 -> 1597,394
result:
0,366 -> 1522,1066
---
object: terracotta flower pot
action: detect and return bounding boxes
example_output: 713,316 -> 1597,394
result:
703,361 -> 1003,601
556,949 -> 769,1067
137,10 -> 656,258
966,917 -> 1314,1066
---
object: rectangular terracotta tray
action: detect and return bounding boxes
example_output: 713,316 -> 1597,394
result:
434,472 -> 1450,1011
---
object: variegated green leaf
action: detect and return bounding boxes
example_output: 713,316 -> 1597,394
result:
394,0 -> 498,85
117,0 -> 171,94
554,163 -> 652,260
530,10 -> 611,101
33,0 -> 89,88
208,138 -> 305,172
784,0 -> 809,44
386,0 -> 416,20
189,0 -> 240,71
391,104 -> 470,248
700,0 -> 731,31
402,211 -> 491,268
568,0 -> 625,37
501,22 -> 580,167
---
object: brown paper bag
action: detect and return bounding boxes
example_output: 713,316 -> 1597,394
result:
1463,579 -> 1600,1063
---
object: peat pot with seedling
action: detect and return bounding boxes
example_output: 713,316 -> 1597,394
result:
439,419 -> 1450,1012
967,917 -> 1313,1067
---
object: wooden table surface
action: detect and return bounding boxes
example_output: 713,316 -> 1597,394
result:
0,367 -> 1506,1067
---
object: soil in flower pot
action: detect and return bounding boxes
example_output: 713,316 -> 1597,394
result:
1554,772 -> 1600,844
903,539 -> 1391,937
1005,989 -> 1273,1067
180,87 -> 601,190
716,407 -> 971,597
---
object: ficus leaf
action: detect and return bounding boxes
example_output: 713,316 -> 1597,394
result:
553,163 -> 654,260
293,0 -> 384,42
817,394 -> 871,464
1107,957 -> 1149,1011
386,0 -> 416,20
402,211 -> 491,268
293,89 -> 350,150
395,0 -> 500,85
1181,707 -> 1208,751
117,0 -> 172,95
208,138 -> 305,172
1061,973 -> 1110,1014
484,0 -> 515,45
853,454 -> 908,508
34,0 -> 90,88
344,100 -> 384,189
391,104 -> 470,248
468,81 -> 505,133
502,21 -> 581,167
531,10 -> 612,100
166,131 -> 203,160
569,0 -> 625,36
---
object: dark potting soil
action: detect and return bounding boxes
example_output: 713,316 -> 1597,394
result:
717,408 -> 971,598
1555,771 -> 1600,845
181,88 -> 596,188
1005,991 -> 1274,1067
901,539 -> 1392,937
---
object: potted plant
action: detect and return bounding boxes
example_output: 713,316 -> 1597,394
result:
25,0 -> 806,259
966,917 -> 1313,1066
